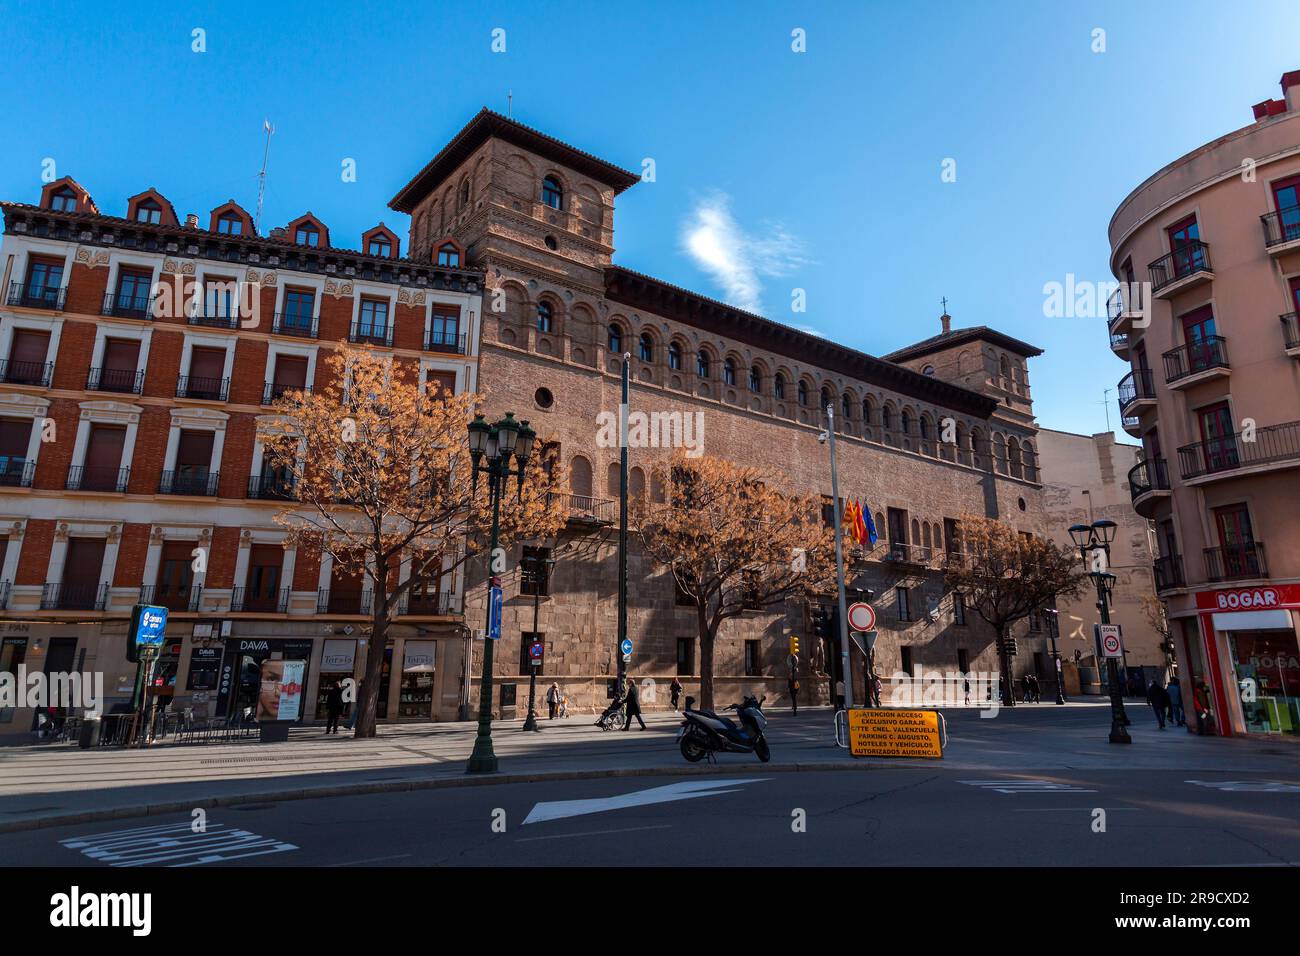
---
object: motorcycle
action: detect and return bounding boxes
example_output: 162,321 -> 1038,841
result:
677,694 -> 770,763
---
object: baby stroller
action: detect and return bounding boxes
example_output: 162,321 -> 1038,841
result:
595,694 -> 626,730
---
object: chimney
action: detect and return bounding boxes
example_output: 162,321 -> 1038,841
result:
1283,70 -> 1300,112
941,312 -> 952,334
270,226 -> 287,240
184,213 -> 199,229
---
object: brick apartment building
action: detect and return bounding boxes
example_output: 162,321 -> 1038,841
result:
0,179 -> 482,737
388,110 -> 1065,716
1104,70 -> 1300,736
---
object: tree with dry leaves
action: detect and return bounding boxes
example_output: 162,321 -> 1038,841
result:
257,345 -> 568,737
943,513 -> 1085,707
635,454 -> 835,710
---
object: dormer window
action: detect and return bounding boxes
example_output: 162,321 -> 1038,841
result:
295,225 -> 320,247
51,188 -> 77,212
536,302 -> 554,333
437,243 -> 460,267
367,237 -> 392,257
217,213 -> 243,235
541,177 -> 563,210
135,200 -> 162,224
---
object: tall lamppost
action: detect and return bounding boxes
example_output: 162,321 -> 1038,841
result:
520,550 -> 554,733
1068,519 -> 1131,744
466,411 -> 536,773
1044,607 -> 1066,705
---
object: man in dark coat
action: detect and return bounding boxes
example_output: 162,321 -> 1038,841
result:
324,680 -> 344,735
622,677 -> 646,730
1146,681 -> 1170,730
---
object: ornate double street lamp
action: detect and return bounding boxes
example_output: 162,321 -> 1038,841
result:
1068,519 -> 1131,744
521,549 -> 555,733
466,411 -> 536,773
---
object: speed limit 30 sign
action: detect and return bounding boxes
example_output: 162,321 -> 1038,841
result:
1097,624 -> 1124,659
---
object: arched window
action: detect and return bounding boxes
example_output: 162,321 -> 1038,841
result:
749,366 -> 761,392
842,393 -> 852,418
863,397 -> 876,424
668,341 -> 682,371
459,179 -> 470,210
797,381 -> 808,406
723,359 -> 736,386
536,301 -> 554,333
135,200 -> 161,224
1023,441 -> 1038,481
920,417 -> 931,439
569,455 -> 593,498
51,187 -> 77,212
437,242 -> 460,267
999,354 -> 1011,380
606,462 -> 620,497
697,351 -> 710,379
901,411 -> 912,434
774,373 -> 786,399
541,176 -> 563,210
1008,437 -> 1024,479
881,405 -> 894,430
629,466 -> 646,501
639,333 -> 653,363
608,323 -> 623,353
820,387 -> 832,411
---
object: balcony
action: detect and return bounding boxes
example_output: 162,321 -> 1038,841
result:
7,280 -> 65,311
1120,414 -> 1142,437
548,492 -> 615,524
1117,369 -> 1157,426
397,591 -> 460,616
176,375 -> 229,401
40,582 -> 108,611
246,473 -> 296,500
159,469 -> 220,496
317,588 -> 373,615
66,465 -> 131,493
101,291 -> 155,320
0,359 -> 53,387
883,543 -> 933,567
0,459 -> 35,488
271,312 -> 319,339
230,586 -> 290,613
87,367 -> 144,394
1148,241 -> 1212,298
1105,285 -> 1145,345
1204,543 -> 1268,583
1282,313 -> 1300,358
349,322 -> 393,347
1153,554 -> 1186,593
1162,336 -> 1229,388
1260,205 -> 1300,254
262,382 -> 312,406
1127,457 -> 1171,519
139,584 -> 203,613
0,580 -> 9,610
187,310 -> 241,331
424,329 -> 468,354
1177,420 -> 1300,482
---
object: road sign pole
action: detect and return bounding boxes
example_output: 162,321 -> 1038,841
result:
826,404 -> 853,710
617,353 -> 630,689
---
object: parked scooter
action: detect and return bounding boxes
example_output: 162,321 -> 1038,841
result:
677,694 -> 770,762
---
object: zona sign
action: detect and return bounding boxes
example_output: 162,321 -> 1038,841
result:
847,602 -> 876,632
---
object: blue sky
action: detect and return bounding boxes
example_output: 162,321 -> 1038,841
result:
3,0 -> 1298,438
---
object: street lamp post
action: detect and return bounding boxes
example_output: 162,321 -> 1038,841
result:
466,412 -> 536,773
521,551 -> 554,733
1068,520 -> 1131,744
1044,607 -> 1066,705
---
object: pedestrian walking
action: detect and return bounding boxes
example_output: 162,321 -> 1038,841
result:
345,678 -> 364,732
1147,681 -> 1170,730
1193,681 -> 1212,735
670,677 -> 683,712
622,677 -> 646,730
546,682 -> 561,720
1167,676 -> 1185,726
324,680 -> 344,735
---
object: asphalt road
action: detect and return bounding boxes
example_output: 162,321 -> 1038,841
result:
5,765 -> 1300,867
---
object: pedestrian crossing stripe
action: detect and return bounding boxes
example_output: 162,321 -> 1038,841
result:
61,821 -> 298,867
1185,779 -> 1300,793
958,779 -> 1097,794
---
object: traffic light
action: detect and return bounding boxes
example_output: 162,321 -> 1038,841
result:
1001,636 -> 1019,657
789,635 -> 800,657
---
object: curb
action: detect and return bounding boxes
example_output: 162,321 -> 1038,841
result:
0,758 -> 888,835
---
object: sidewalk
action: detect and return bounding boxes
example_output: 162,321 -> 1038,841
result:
0,702 -> 1293,833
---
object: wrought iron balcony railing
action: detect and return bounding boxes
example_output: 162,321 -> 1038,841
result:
0,459 -> 35,488
316,588 -> 373,615
1282,312 -> 1300,351
262,382 -> 312,405
1261,205 -> 1300,247
1117,368 -> 1156,413
1128,457 -> 1170,503
1163,336 -> 1229,383
7,280 -> 65,310
1148,240 -> 1211,292
547,492 -> 615,523
271,312 -> 319,338
424,330 -> 468,354
1204,543 -> 1267,583
159,469 -> 220,496
1153,554 -> 1185,593
246,473 -> 297,500
187,310 -> 241,330
101,291 -> 155,320
1177,420 -> 1300,479
349,322 -> 393,347
41,582 -> 108,611
230,586 -> 291,613
139,584 -> 204,613
397,591 -> 460,616
86,367 -> 144,394
66,465 -> 131,493
0,359 -> 53,387
176,375 -> 230,401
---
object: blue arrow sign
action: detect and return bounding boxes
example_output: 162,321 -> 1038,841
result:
620,638 -> 633,657
488,585 -> 503,640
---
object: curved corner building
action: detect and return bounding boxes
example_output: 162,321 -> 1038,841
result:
1106,70 -> 1300,737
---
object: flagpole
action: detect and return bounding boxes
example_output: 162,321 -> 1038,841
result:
825,404 -> 853,710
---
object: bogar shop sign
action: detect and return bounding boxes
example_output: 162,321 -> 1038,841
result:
1196,584 -> 1300,612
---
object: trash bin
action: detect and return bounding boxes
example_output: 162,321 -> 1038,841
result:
78,717 -> 102,749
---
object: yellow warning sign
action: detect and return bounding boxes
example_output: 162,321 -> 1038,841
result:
846,708 -> 944,758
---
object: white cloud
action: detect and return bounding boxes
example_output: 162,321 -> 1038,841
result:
680,192 -> 810,314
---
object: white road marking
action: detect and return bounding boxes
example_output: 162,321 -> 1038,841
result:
516,824 -> 674,842
1012,807 -> 1139,812
61,821 -> 297,867
328,853 -> 413,866
958,779 -> 1097,794
1186,779 -> 1300,793
522,778 -> 768,825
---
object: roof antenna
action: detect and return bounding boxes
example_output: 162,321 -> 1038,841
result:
1099,387 -> 1112,434
507,90 -> 513,118
255,119 -> 274,234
